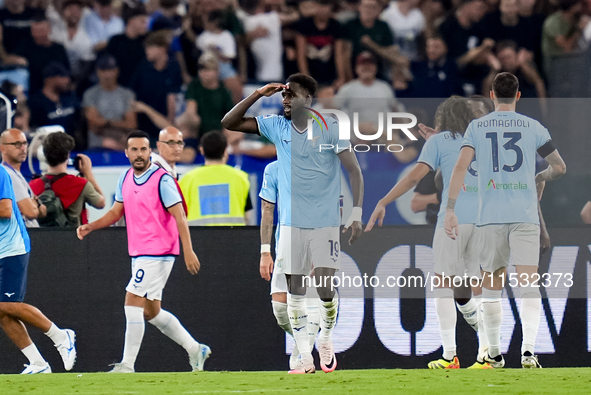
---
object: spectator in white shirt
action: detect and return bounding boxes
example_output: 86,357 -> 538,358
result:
381,0 -> 426,61
197,9 -> 243,103
241,0 -> 284,82
84,0 -> 124,52
50,0 -> 95,81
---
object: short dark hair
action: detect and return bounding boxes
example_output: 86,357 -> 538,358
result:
200,131 -> 227,160
492,72 -> 519,103
43,132 -> 75,167
286,73 -> 318,97
121,1 -> 147,24
144,31 -> 170,48
126,130 -> 150,147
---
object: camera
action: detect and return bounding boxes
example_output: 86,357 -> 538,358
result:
68,156 -> 83,173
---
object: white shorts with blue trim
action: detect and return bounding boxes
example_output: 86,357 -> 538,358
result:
126,256 -> 175,301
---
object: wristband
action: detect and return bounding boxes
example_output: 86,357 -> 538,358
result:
345,207 -> 362,228
261,244 -> 271,254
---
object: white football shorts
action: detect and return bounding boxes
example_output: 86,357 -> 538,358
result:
126,256 -> 175,301
478,223 -> 540,273
274,225 -> 340,275
432,224 -> 481,279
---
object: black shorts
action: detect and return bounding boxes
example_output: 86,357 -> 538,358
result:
0,253 -> 29,302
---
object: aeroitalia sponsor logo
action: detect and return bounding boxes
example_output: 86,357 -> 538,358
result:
486,179 -> 528,190
462,183 -> 478,192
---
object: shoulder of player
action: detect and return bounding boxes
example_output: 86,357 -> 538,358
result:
264,161 -> 279,176
426,131 -> 452,145
0,164 -> 9,180
258,113 -> 286,123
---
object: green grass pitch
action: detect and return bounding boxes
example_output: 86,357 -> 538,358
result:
1,369 -> 591,395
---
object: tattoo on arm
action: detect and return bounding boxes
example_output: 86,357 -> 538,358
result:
447,198 -> 456,211
260,200 -> 275,245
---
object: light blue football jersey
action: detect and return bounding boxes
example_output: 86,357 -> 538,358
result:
259,161 -> 281,248
417,131 -> 478,229
0,165 -> 30,259
462,111 -> 551,225
256,114 -> 350,228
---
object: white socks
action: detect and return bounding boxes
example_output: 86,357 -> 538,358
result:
45,323 -> 67,346
456,297 -> 478,331
287,293 -> 311,363
318,295 -> 338,344
475,296 -> 489,354
122,306 -> 145,366
520,290 -> 541,355
434,288 -> 457,360
148,309 -> 199,352
482,288 -> 503,358
21,343 -> 46,365
271,300 -> 292,336
307,298 -> 321,349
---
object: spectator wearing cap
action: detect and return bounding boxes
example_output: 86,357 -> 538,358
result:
183,54 -> 233,138
334,51 -> 400,143
12,14 -> 70,94
50,0 -> 96,81
83,0 -> 124,52
294,0 -> 346,88
400,36 -> 462,98
28,62 -> 81,138
82,55 -> 137,150
542,0 -> 589,74
105,3 -> 148,87
342,0 -> 409,83
0,0 -> 40,56
129,31 -> 182,143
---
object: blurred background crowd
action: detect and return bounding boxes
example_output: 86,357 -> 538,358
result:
0,0 -> 589,158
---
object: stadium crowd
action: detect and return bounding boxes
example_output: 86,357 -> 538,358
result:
0,0 -> 589,156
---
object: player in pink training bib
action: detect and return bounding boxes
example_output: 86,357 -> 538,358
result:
77,130 -> 211,373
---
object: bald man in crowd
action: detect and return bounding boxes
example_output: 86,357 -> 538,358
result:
0,129 -> 46,227
152,126 -> 184,179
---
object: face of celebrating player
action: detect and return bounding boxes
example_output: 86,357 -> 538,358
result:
282,82 -> 311,120
126,137 -> 151,173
